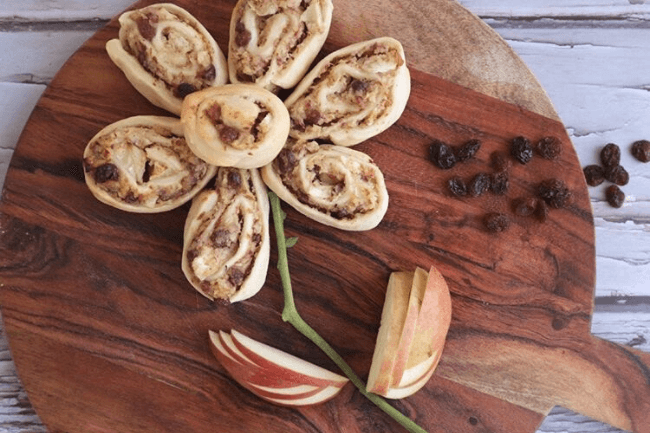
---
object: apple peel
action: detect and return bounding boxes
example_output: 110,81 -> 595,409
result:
209,329 -> 349,406
366,265 -> 452,399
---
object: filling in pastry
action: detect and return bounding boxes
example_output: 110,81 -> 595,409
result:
231,0 -> 328,89
273,140 -> 383,220
287,41 -> 405,140
120,5 -> 219,97
199,96 -> 272,151
83,125 -> 212,207
185,168 -> 265,299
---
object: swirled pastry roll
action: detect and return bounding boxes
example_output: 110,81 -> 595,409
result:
106,3 -> 228,115
83,116 -> 217,213
261,140 -> 388,231
182,167 -> 270,303
285,37 -> 410,147
180,84 -> 290,168
228,0 -> 333,92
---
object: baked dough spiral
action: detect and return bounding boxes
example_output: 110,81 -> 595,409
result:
261,140 -> 389,231
228,0 -> 333,92
180,84 -> 290,168
83,116 -> 217,213
182,167 -> 270,303
285,37 -> 410,147
106,3 -> 228,115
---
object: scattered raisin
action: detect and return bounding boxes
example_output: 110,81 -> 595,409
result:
538,179 -> 572,209
200,64 -> 217,83
428,140 -> 456,170
600,143 -> 621,167
176,83 -> 197,98
206,104 -> 222,124
304,108 -> 322,126
484,213 -> 510,233
227,170 -> 242,189
349,79 -> 369,93
605,185 -> 625,208
583,165 -> 605,187
211,229 -> 232,248
631,140 -> 650,163
136,13 -> 157,41
511,136 -> 533,164
537,136 -> 562,160
490,172 -> 509,195
468,173 -> 491,197
490,151 -> 511,172
447,176 -> 468,197
604,165 -> 629,186
456,139 -> 482,162
94,163 -> 119,183
512,197 -> 538,217
228,268 -> 245,287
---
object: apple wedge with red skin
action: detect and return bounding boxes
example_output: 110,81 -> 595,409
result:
209,329 -> 349,406
366,265 -> 452,399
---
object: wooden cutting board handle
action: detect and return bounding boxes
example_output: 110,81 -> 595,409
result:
437,333 -> 650,433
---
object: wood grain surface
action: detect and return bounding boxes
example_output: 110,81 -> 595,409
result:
0,1 -> 649,432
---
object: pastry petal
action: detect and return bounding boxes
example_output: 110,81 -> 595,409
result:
261,140 -> 388,231
228,0 -> 333,92
106,3 -> 228,115
83,115 -> 217,213
285,37 -> 410,147
181,84 -> 290,169
182,167 -> 270,303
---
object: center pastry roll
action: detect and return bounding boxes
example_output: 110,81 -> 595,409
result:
284,37 -> 411,147
182,167 -> 270,303
228,0 -> 333,92
261,139 -> 389,231
181,84 -> 290,169
106,3 -> 228,115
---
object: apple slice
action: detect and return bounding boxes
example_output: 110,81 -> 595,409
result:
209,329 -> 349,406
366,265 -> 452,399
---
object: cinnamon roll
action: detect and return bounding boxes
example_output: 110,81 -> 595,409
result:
261,140 -> 389,231
83,115 -> 217,213
285,37 -> 410,147
180,84 -> 290,169
182,167 -> 270,303
106,3 -> 228,115
228,0 -> 333,92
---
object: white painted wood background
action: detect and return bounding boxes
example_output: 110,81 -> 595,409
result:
0,1 -> 649,432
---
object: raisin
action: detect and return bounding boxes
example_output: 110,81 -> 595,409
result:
235,21 -> 251,47
600,143 -> 621,167
94,163 -> 119,183
136,13 -> 157,41
583,165 -> 605,187
447,176 -> 468,197
456,139 -> 482,162
428,140 -> 456,170
484,213 -> 510,233
604,165 -> 629,186
490,151 -> 511,172
228,268 -> 245,287
631,140 -> 650,163
468,173 -> 491,197
211,229 -> 232,248
511,136 -> 533,164
227,170 -> 242,189
349,79 -> 369,93
512,197 -> 538,216
200,64 -> 216,83
331,208 -> 352,219
490,172 -> 509,196
220,126 -> 240,144
276,148 -> 298,175
176,82 -> 197,98
304,109 -> 322,126
605,185 -> 625,208
206,104 -> 222,124
537,136 -> 562,160
538,179 -> 572,209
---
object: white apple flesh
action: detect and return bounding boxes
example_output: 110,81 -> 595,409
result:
209,329 -> 349,406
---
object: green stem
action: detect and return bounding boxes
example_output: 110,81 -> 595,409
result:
268,192 -> 428,433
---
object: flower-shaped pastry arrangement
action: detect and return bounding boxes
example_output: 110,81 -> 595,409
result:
83,0 -> 411,302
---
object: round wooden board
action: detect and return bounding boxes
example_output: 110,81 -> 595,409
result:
1,1 -> 649,432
